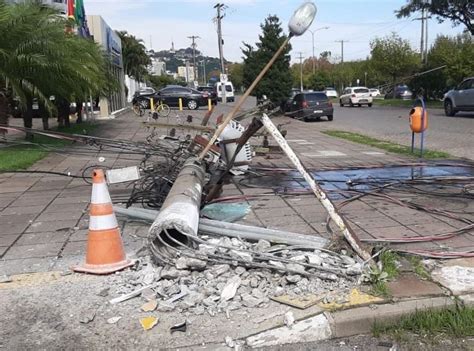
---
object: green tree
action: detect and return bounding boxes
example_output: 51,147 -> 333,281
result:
370,33 -> 419,95
228,63 -> 244,91
306,71 -> 331,91
116,31 -> 151,82
0,1 -> 117,133
242,15 -> 292,104
410,33 -> 474,99
396,0 -> 473,35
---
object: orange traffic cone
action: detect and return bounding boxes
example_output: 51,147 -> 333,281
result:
72,169 -> 134,274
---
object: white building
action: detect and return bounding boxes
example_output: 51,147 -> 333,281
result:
87,15 -> 126,117
149,59 -> 166,76
177,65 -> 195,83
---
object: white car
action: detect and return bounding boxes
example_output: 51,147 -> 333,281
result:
339,87 -> 373,107
324,87 -> 338,98
369,88 -> 381,97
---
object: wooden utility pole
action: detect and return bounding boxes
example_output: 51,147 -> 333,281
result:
214,3 -> 227,102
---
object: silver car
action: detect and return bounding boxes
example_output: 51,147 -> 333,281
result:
444,77 -> 474,116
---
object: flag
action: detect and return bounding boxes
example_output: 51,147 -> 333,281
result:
67,0 -> 75,20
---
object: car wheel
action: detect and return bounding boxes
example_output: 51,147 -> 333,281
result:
327,115 -> 333,121
187,100 -> 198,110
358,104 -> 361,107
368,103 -> 372,107
339,100 -> 343,107
444,99 -> 456,116
349,100 -> 354,107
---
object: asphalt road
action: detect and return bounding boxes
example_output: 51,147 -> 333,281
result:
316,105 -> 474,160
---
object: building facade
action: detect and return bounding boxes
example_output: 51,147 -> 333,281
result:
149,58 -> 166,76
177,65 -> 195,83
87,15 -> 126,117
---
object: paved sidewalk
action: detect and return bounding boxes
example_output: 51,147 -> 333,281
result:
1,103 -> 473,275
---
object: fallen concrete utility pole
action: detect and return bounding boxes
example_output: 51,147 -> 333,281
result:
115,206 -> 328,249
148,157 -> 206,253
261,114 -> 372,261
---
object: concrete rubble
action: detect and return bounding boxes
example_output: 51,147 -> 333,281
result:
109,234 -> 361,317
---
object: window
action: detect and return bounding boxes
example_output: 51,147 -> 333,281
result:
354,88 -> 369,94
305,93 -> 328,102
458,79 -> 473,90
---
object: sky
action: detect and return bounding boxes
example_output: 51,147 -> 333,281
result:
84,0 -> 467,64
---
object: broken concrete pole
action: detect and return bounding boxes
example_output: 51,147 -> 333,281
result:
148,157 -> 206,262
115,206 -> 328,249
261,114 -> 372,262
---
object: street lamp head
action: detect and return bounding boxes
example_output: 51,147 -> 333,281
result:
288,2 -> 317,37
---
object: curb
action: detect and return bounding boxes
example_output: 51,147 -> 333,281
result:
245,296 -> 462,348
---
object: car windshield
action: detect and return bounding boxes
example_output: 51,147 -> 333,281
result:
354,88 -> 369,94
305,93 -> 327,101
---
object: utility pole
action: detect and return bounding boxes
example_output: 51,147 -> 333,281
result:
214,3 -> 227,102
335,40 -> 345,63
188,35 -> 200,84
202,58 -> 207,85
420,8 -> 425,63
414,5 -> 429,64
296,52 -> 304,91
307,26 -> 329,74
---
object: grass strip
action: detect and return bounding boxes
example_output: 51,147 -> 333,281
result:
322,130 -> 450,159
0,122 -> 97,171
372,99 -> 443,108
373,305 -> 474,338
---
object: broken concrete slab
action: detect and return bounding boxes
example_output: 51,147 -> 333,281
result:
431,265 -> 474,295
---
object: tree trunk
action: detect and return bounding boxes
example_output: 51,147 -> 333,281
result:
0,92 -> 9,138
23,95 -> 33,140
57,98 -> 70,128
76,100 -> 83,124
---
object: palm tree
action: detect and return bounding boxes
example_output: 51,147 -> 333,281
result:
0,1 -> 118,134
116,31 -> 151,82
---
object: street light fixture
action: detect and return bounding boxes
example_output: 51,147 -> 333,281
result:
307,26 -> 329,74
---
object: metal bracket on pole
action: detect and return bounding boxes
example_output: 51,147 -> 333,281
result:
260,114 -> 372,262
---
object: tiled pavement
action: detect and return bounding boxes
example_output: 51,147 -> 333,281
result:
1,104 -> 473,275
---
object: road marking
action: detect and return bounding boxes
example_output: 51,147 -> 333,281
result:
362,151 -> 385,156
301,151 -> 347,158
287,139 -> 307,143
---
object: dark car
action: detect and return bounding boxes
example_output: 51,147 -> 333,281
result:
286,92 -> 333,121
384,85 -> 413,100
197,86 -> 218,105
281,88 -> 301,112
157,86 -> 209,110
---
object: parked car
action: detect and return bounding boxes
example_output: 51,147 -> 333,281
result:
369,88 -> 381,97
324,87 -> 338,98
133,87 -> 156,98
339,87 -> 373,107
286,91 -> 333,122
215,82 -> 235,102
281,88 -> 301,112
443,77 -> 474,116
384,85 -> 413,100
197,86 -> 218,105
157,86 -> 209,110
